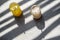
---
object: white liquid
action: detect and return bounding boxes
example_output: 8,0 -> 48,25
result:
31,5 -> 41,19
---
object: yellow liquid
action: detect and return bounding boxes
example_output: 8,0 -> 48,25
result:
9,2 -> 22,17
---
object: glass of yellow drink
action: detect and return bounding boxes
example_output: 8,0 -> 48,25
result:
9,2 -> 22,17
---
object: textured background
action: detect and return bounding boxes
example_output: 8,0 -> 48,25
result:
0,0 -> 60,40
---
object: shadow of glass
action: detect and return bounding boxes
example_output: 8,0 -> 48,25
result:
14,14 -> 25,33
33,18 -> 60,40
34,15 -> 45,31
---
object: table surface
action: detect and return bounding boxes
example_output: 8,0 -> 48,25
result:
0,0 -> 60,40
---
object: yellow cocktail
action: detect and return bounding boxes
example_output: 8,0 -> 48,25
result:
9,2 -> 22,17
